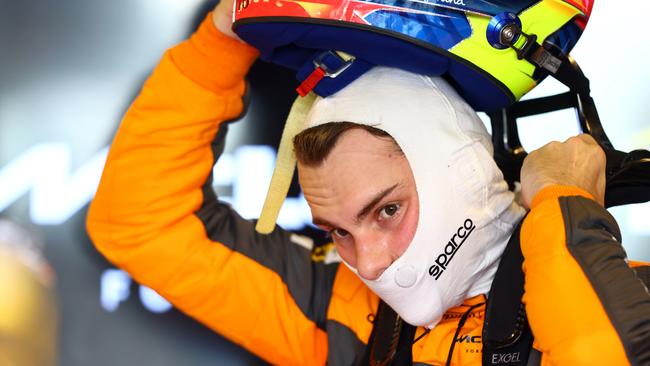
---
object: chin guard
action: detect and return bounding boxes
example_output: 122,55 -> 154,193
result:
488,47 -> 650,208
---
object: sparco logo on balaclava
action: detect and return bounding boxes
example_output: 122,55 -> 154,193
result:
428,219 -> 475,280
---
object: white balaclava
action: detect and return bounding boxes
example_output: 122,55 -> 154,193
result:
303,67 -> 526,328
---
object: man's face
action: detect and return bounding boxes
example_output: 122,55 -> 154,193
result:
298,128 -> 419,281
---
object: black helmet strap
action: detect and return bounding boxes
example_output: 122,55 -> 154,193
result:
488,43 -> 650,208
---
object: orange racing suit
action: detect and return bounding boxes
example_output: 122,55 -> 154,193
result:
86,15 -> 650,366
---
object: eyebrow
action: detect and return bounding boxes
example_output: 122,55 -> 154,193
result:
355,184 -> 399,222
311,183 -> 399,229
312,217 -> 336,229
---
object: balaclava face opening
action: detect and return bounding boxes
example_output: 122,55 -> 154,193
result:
303,67 -> 525,328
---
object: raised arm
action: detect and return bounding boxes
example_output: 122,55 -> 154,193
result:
86,10 -> 335,365
520,135 -> 650,365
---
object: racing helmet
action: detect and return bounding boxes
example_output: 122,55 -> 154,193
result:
235,0 -> 650,232
233,0 -> 593,112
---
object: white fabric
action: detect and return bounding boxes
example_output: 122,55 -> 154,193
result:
304,67 -> 526,328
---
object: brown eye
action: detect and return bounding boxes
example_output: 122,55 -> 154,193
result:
379,204 -> 400,219
332,228 -> 350,238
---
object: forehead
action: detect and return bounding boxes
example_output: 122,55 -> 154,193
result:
297,128 -> 412,216
298,128 -> 403,180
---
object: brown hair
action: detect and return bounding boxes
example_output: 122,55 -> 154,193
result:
293,122 -> 401,166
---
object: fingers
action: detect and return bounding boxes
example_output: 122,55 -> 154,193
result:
213,0 -> 244,41
520,134 -> 607,209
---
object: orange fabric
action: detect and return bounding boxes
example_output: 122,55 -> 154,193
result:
87,15 -> 327,365
327,265 -> 378,345
327,266 -> 486,366
413,296 -> 485,366
171,15 -> 259,92
530,185 -> 594,209
521,187 -> 629,366
87,12 -> 642,365
628,260 -> 649,268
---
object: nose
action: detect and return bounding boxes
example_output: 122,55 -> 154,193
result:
354,232 -> 393,281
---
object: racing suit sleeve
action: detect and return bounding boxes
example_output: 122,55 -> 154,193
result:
86,15 -> 334,365
521,185 -> 650,366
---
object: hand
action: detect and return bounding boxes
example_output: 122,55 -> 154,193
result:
212,0 -> 244,42
520,134 -> 606,208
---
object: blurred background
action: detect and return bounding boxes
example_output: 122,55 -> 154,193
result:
0,1 -> 648,365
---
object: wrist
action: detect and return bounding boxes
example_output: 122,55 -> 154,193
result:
530,185 -> 595,210
170,13 -> 259,91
